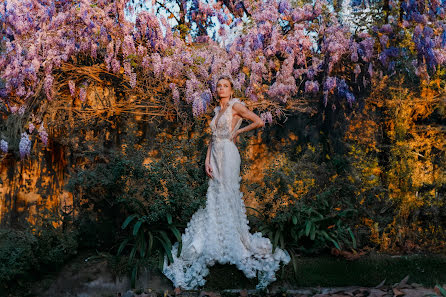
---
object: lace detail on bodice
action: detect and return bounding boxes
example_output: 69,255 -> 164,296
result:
210,98 -> 245,142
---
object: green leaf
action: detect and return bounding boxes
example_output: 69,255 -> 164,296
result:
148,232 -> 153,253
131,265 -> 138,289
133,220 -> 143,236
292,216 -> 297,225
339,209 -> 357,217
159,230 -> 172,250
280,233 -> 285,249
156,236 -> 173,264
320,230 -> 333,241
122,214 -> 138,229
140,235 -> 147,258
166,213 -> 172,225
177,241 -> 182,258
435,285 -> 446,297
347,227 -> 357,248
290,252 -> 298,280
117,238 -> 130,256
158,254 -> 164,271
311,209 -> 324,219
246,206 -> 263,217
268,231 -> 274,241
290,228 -> 297,240
310,223 -> 316,240
305,221 -> 312,236
258,225 -> 270,233
130,246 -> 137,261
168,225 -> 182,243
330,238 -> 341,250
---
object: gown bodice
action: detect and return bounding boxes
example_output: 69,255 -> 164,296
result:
210,98 -> 245,143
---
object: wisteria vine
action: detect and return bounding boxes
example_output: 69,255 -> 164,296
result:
0,0 -> 445,159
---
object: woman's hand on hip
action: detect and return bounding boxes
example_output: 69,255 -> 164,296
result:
230,131 -> 240,144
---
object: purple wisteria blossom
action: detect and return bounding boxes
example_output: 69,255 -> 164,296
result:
324,77 -> 337,93
79,87 -> 87,102
38,124 -> 48,146
68,80 -> 76,97
170,83 -> 180,106
130,72 -> 137,89
3,0 -> 446,160
354,64 -> 361,81
152,53 -> 162,78
44,74 -> 54,101
0,140 -> 8,153
19,132 -> 31,159
260,111 -> 273,124
192,92 -> 207,116
305,80 -> 319,93
112,59 -> 121,74
124,61 -> 132,77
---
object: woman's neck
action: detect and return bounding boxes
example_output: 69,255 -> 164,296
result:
219,97 -> 231,109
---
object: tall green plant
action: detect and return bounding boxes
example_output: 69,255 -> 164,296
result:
118,212 -> 183,288
250,189 -> 358,279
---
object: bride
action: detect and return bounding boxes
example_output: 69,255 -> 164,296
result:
162,75 -> 291,293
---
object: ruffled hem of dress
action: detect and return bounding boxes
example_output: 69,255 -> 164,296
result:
162,137 -> 289,290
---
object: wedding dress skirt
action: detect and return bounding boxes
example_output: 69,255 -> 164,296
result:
162,98 -> 290,290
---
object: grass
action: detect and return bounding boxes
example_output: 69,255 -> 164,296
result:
203,252 -> 446,290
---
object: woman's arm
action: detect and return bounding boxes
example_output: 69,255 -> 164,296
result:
205,141 -> 213,178
232,102 -> 265,135
205,141 -> 212,164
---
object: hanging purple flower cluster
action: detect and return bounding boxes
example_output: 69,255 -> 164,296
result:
399,0 -> 446,71
0,139 -> 8,154
19,132 -> 31,159
412,25 -> 438,70
38,123 -> 48,146
260,111 -> 273,124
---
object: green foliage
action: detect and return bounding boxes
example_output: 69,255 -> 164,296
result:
244,137 -> 365,279
32,208 -> 79,271
0,229 -> 38,288
118,212 -> 183,288
65,121 -> 210,285
251,189 -> 359,280
434,285 -> 446,297
0,208 -> 78,294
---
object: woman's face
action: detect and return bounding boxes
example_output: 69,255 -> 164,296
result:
216,79 -> 233,100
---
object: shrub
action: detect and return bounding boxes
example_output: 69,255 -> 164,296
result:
0,228 -> 38,290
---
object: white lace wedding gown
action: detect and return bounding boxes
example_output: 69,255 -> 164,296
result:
162,98 -> 290,290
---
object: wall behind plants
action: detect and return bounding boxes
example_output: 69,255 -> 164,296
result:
0,72 -> 445,259
0,1 -> 445,275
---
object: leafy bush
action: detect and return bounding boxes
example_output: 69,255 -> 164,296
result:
258,190 -> 358,256
65,122 -> 211,285
118,212 -> 183,288
0,229 -> 38,289
243,141 -> 367,278
0,209 -> 78,294
32,208 -> 79,271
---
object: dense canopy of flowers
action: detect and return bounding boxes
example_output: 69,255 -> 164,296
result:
0,0 -> 445,158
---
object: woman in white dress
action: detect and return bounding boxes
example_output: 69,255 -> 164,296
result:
163,76 -> 291,294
